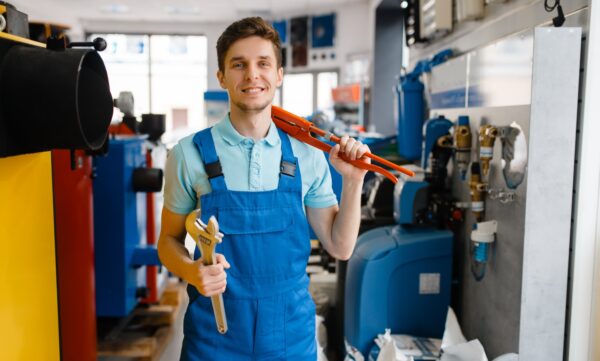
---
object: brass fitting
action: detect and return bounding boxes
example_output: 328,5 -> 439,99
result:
479,124 -> 498,178
455,116 -> 472,180
437,134 -> 454,149
469,162 -> 487,221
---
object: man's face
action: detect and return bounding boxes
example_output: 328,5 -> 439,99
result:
217,36 -> 283,114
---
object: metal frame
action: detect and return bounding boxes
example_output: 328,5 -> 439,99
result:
569,1 -> 600,359
518,27 -> 581,361
426,26 -> 582,359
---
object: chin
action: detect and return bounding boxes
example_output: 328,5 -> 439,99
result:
235,100 -> 272,112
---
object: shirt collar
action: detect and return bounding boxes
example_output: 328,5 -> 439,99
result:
217,113 -> 280,147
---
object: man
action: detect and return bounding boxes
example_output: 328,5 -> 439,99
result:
158,17 -> 370,360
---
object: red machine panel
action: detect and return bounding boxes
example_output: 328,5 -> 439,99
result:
52,149 -> 97,361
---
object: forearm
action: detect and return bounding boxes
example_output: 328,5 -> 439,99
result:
157,235 -> 194,282
330,178 -> 363,260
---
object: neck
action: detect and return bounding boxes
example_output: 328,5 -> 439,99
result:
228,105 -> 272,140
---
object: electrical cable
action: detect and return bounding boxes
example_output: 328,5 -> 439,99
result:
544,0 -> 565,27
544,0 -> 560,12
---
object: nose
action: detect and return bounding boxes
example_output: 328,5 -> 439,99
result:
245,63 -> 259,80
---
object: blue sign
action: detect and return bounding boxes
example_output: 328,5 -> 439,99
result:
311,13 -> 335,48
272,20 -> 287,44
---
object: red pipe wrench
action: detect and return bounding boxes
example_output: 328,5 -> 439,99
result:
271,106 -> 415,183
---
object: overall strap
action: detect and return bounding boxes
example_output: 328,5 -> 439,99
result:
192,128 -> 227,192
277,128 -> 302,190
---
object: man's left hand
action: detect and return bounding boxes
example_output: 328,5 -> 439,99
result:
329,135 -> 371,182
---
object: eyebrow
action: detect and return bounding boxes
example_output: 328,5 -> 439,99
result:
228,55 -> 273,63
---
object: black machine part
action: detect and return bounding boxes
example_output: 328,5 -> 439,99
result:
140,114 -> 166,141
361,172 -> 397,222
0,42 -> 113,157
0,2 -> 29,38
69,38 -> 107,51
417,134 -> 461,229
132,167 -> 163,193
427,135 -> 453,191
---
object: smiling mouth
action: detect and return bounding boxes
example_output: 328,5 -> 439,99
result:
241,87 -> 265,94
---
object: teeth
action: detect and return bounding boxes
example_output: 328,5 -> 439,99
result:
243,87 -> 263,93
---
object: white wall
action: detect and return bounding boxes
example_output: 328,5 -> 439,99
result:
8,1 -> 374,91
270,1 -> 373,83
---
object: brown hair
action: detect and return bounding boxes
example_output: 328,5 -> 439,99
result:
216,17 -> 282,72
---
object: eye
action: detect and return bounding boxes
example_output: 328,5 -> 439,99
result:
259,61 -> 270,67
232,62 -> 244,69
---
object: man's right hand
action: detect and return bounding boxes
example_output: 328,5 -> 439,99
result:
186,253 -> 231,297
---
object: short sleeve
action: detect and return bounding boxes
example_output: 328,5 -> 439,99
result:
163,143 -> 198,214
304,150 -> 338,208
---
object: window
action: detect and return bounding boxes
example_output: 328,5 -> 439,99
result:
317,72 -> 338,121
282,73 -> 313,117
90,33 -> 207,141
280,70 -> 338,119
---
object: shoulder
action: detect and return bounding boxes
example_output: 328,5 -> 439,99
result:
288,137 -> 331,182
289,137 -> 325,163
168,131 -> 205,175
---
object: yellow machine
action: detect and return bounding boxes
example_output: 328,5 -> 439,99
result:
0,20 -> 61,358
0,3 -> 112,359
0,152 -> 60,361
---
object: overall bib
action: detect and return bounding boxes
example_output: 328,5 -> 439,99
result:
180,127 -> 317,361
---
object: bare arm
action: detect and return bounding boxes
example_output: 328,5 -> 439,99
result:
306,136 -> 369,260
157,207 -> 230,297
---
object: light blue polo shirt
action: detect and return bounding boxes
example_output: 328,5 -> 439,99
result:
164,114 -> 338,215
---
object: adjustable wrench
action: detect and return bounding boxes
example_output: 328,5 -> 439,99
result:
185,210 -> 228,334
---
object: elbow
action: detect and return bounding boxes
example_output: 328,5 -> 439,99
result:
337,253 -> 352,261
334,247 -> 354,261
156,236 -> 168,264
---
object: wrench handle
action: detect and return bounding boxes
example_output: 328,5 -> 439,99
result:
211,294 -> 228,334
198,235 -> 228,334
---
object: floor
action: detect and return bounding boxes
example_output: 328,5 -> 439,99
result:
98,285 -> 188,361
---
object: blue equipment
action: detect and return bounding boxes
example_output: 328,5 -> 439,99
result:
396,63 -> 425,160
93,137 -> 162,317
344,225 -> 453,356
345,110 -> 458,356
396,49 -> 453,160
421,115 -> 453,169
393,179 -> 429,225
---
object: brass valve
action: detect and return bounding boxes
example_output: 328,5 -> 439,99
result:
469,162 -> 487,221
479,124 -> 498,178
455,115 -> 472,180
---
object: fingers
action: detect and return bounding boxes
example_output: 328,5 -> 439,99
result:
329,143 -> 340,159
189,258 -> 229,297
337,135 -> 370,162
198,277 -> 227,297
215,253 -> 231,269
196,267 -> 227,296
205,262 -> 224,275
357,144 -> 371,163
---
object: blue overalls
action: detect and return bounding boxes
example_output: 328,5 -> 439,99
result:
180,127 -> 317,360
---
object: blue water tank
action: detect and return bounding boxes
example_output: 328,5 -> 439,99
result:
344,225 -> 453,356
94,137 -> 148,317
396,75 -> 425,160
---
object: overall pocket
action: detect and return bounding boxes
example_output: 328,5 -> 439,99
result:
215,207 -> 304,279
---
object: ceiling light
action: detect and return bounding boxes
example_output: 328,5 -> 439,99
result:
165,5 -> 200,15
400,0 -> 409,9
99,4 -> 129,14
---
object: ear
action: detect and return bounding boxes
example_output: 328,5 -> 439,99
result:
276,67 -> 283,87
217,70 -> 226,89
